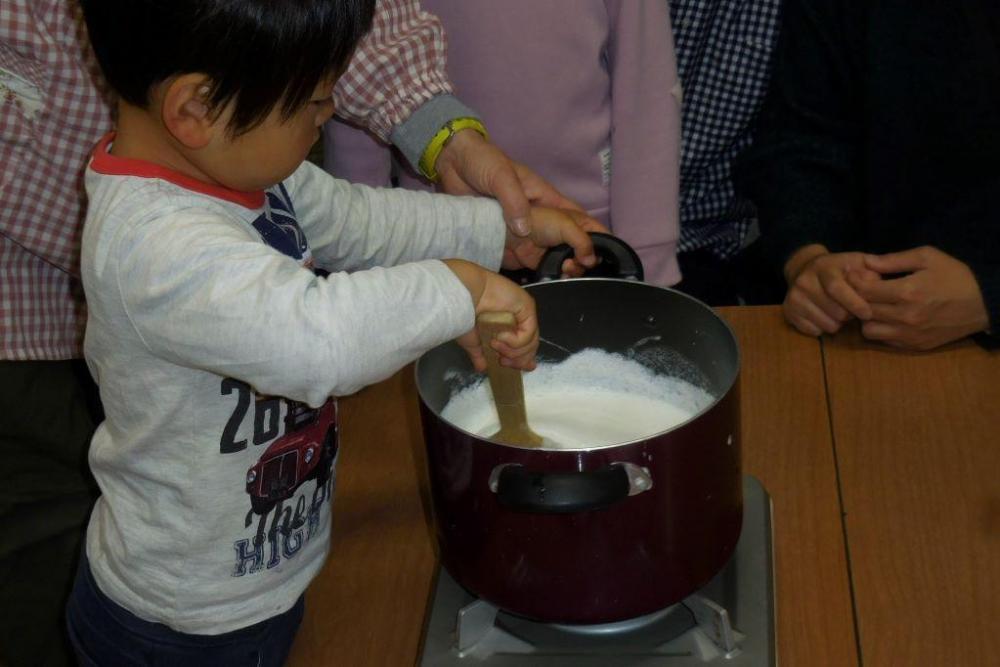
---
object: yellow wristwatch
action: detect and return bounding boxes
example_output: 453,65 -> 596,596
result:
418,117 -> 489,182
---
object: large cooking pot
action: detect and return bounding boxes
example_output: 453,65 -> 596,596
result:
415,234 -> 742,624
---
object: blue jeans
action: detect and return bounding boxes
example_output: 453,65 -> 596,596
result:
65,555 -> 304,666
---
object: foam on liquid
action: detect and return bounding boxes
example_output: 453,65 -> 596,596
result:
441,349 -> 714,448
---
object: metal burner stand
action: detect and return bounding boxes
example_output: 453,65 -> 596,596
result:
420,475 -> 775,666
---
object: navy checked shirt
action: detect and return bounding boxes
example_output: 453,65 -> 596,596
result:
670,0 -> 782,258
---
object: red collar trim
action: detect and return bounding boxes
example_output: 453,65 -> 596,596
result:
89,133 -> 266,209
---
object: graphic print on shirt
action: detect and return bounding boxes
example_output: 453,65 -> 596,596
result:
251,184 -> 313,267
244,398 -> 338,516
222,184 -> 336,577
221,380 -> 338,577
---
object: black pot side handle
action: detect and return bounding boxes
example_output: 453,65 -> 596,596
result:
489,462 -> 653,514
535,232 -> 645,283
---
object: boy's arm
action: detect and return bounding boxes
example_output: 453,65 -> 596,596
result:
114,212 -> 476,405
287,161 -> 506,273
605,0 -> 682,287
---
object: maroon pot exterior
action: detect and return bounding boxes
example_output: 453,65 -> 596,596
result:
420,378 -> 742,624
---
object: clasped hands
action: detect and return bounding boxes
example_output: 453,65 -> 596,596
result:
783,244 -> 989,350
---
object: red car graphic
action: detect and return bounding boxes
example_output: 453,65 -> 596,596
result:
246,399 -> 337,515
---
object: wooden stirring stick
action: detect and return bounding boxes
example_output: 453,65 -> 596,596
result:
476,312 -> 544,447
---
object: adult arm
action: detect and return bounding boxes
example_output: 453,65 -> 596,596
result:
333,0 -> 456,145
323,111 -> 584,239
332,0 -> 589,235
605,0 -> 681,286
0,1 -> 111,274
735,0 -> 866,271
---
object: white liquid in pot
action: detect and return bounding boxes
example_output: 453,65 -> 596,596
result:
441,349 -> 715,448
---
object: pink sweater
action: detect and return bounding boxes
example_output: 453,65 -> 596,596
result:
325,0 -> 681,285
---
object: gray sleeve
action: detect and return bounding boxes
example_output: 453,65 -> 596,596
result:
389,94 -> 481,174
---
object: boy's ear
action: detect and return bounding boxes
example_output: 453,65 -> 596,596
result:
161,74 -> 218,149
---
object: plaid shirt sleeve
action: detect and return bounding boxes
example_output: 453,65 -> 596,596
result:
333,0 -> 454,143
0,0 -> 113,359
0,0 -> 451,360
1,0 -> 449,273
0,0 -> 112,274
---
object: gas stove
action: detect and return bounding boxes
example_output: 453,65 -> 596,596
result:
419,475 -> 774,666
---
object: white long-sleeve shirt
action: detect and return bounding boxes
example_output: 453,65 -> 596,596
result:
80,135 -> 505,634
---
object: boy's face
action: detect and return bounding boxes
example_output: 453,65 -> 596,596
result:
208,76 -> 338,192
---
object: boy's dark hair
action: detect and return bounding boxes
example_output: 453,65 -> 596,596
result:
80,0 -> 375,135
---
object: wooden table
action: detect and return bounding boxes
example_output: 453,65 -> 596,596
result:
286,306 -> 998,666
823,327 -> 1000,667
720,307 -> 856,666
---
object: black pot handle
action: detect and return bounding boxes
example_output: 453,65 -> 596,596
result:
490,462 -> 653,514
535,232 -> 645,282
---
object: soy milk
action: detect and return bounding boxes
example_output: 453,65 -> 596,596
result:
441,349 -> 714,448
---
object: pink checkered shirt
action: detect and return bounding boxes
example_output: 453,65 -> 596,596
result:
0,0 -> 451,360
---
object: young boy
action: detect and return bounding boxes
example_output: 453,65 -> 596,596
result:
67,0 -> 598,664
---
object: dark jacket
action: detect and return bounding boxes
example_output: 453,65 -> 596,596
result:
738,0 -> 1000,337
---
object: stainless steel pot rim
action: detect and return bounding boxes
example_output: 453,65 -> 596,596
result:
528,277 -> 743,380
416,278 -> 742,452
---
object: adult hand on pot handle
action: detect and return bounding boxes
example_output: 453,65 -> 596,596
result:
502,206 -> 605,277
444,259 -> 540,373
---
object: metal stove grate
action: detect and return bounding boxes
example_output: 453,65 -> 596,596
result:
420,475 -> 775,666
